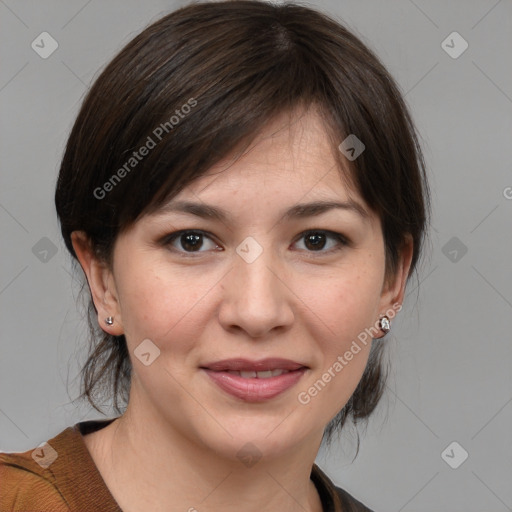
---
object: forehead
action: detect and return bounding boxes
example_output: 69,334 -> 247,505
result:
178,107 -> 362,205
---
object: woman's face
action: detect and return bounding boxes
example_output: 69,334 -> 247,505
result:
80,108 -> 410,461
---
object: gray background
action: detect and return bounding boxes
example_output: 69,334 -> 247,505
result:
1,1 -> 511,510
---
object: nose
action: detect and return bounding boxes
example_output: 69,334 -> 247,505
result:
217,245 -> 295,339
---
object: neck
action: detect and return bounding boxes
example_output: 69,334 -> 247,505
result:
87,391 -> 325,512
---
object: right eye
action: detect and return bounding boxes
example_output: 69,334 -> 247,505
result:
162,230 -> 223,255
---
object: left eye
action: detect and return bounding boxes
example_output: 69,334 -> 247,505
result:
294,230 -> 348,252
162,230 -> 348,255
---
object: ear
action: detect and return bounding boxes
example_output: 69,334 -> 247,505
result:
375,234 -> 414,339
71,231 -> 124,336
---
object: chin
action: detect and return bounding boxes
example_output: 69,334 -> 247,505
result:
196,411 -> 316,463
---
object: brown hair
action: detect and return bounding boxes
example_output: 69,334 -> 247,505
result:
55,0 -> 430,446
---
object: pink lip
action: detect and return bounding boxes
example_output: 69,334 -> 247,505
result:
201,358 -> 305,372
201,358 -> 308,402
202,368 -> 307,402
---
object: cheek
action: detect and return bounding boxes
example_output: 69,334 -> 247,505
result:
298,261 -> 384,348
292,262 -> 384,412
114,258 -> 219,354
116,247 -> 384,347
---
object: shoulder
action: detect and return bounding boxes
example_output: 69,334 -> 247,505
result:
333,484 -> 376,512
311,463 -> 376,512
0,419 -> 122,512
0,451 -> 70,511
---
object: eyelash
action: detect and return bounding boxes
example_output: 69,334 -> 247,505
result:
160,229 -> 350,257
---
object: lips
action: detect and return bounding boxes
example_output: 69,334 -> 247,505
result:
201,358 -> 305,372
225,369 -> 289,379
200,358 -> 308,402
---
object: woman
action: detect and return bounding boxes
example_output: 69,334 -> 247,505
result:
0,1 -> 430,510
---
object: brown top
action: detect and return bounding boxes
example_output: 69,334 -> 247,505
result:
0,418 -> 374,511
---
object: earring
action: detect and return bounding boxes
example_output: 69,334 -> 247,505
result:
379,315 -> 390,334
105,316 -> 114,326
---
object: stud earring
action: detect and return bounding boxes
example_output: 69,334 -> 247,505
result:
105,316 -> 114,326
379,315 -> 390,334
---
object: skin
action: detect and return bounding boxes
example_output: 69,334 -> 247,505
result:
72,106 -> 413,512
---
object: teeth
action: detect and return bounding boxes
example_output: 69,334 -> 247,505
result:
226,369 -> 290,378
256,370 -> 273,378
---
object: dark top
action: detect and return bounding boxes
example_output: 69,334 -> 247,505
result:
0,417 -> 375,511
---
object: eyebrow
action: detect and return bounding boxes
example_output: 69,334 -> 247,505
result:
156,199 -> 369,223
